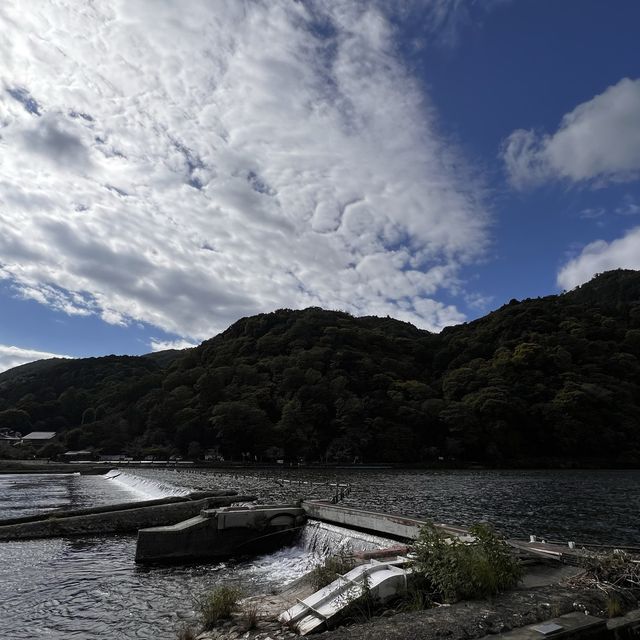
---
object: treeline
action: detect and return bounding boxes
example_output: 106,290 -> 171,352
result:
1,269 -> 640,466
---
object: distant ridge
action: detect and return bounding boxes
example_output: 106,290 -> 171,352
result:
0,357 -> 68,384
1,269 -> 639,467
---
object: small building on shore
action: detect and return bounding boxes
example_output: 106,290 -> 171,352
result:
20,431 -> 56,444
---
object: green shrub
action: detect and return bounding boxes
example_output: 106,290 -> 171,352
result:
399,576 -> 433,612
413,523 -> 522,603
195,585 -> 243,629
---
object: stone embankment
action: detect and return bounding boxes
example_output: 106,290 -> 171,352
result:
0,461 -> 107,474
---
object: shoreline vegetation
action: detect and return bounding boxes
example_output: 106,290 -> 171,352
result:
1,269 -> 640,469
184,526 -> 640,640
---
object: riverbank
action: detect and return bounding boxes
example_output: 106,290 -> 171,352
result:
3,467 -> 639,639
195,577 -> 634,640
0,460 -> 107,474
3,458 -> 639,475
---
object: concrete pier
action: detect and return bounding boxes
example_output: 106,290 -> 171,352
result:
135,504 -> 307,563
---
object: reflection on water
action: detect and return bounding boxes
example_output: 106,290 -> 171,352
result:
0,473 -> 145,520
0,468 -> 639,639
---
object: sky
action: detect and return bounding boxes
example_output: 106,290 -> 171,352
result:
0,0 -> 639,372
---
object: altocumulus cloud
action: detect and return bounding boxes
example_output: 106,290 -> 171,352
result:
0,1 -> 488,341
503,78 -> 640,189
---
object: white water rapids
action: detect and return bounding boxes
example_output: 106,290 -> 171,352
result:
102,469 -> 190,499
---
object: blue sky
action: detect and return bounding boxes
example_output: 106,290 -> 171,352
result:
0,0 -> 639,371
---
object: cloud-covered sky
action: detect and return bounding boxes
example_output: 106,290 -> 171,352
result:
1,0 -> 639,372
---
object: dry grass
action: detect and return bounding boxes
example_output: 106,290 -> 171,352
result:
569,549 -> 640,617
241,601 -> 260,631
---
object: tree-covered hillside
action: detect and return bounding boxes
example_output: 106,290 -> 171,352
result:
2,269 -> 640,466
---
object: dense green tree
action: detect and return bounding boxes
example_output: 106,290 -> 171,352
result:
0,408 -> 32,433
1,270 -> 640,466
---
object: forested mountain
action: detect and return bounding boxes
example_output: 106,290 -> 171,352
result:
2,269 -> 640,466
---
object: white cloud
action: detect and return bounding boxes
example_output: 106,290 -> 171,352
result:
615,196 -> 640,216
149,338 -> 197,353
503,78 -> 640,188
0,344 -> 71,374
0,1 -> 489,339
557,226 -> 640,290
579,207 -> 606,220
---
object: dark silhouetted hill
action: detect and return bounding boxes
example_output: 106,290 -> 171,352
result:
1,269 -> 639,466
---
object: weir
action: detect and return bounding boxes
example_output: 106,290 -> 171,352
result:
133,498 -> 471,565
0,492 -> 252,541
104,469 -> 190,499
135,503 -> 307,563
301,500 -> 471,542
298,520 -> 402,557
0,471 -> 252,541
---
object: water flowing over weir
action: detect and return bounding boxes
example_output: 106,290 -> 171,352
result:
103,470 -> 191,499
299,520 -> 397,557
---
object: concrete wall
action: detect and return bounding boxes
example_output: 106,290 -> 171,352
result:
0,494 -> 255,541
0,495 -> 190,526
302,501 -> 469,541
135,505 -> 307,563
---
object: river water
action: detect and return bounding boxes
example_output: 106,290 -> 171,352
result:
0,468 -> 639,639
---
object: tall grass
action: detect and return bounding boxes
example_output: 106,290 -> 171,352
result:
195,586 -> 243,629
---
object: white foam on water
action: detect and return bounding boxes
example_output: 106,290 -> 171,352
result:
236,521 -> 398,590
103,470 -> 190,499
241,545 -> 319,588
299,520 -> 397,557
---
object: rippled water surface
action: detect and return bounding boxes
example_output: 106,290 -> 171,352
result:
1,468 -> 639,639
0,472 -> 141,520
130,467 -> 640,544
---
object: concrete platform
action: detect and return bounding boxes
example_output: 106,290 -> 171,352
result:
494,612 -> 606,640
0,492 -> 250,541
301,500 -> 469,542
135,504 -> 307,563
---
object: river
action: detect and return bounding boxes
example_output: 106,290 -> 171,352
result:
0,468 -> 638,639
